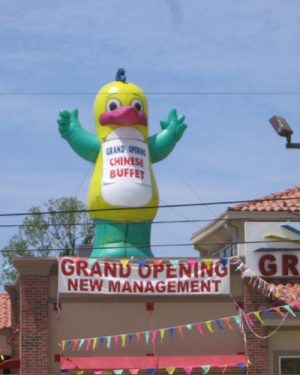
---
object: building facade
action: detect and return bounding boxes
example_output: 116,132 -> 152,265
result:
1,186 -> 300,374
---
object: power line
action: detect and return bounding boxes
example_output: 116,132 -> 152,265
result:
0,196 -> 299,218
1,91 -> 300,95
1,214 -> 300,229
2,239 -> 299,254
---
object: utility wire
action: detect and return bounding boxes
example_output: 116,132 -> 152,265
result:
2,239 -> 299,254
2,214 -> 300,229
0,196 -> 299,218
1,91 -> 300,95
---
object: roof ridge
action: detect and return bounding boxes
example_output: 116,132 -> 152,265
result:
229,185 -> 300,212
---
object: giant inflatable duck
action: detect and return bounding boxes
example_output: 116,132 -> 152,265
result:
57,69 -> 187,258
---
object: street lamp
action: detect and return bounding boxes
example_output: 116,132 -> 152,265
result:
269,115 -> 300,149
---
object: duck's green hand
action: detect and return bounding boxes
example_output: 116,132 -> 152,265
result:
57,109 -> 80,140
57,108 -> 100,163
160,108 -> 187,141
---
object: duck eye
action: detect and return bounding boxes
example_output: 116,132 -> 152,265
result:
131,99 -> 143,112
106,98 -> 121,111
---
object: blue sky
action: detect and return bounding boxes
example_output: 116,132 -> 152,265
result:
1,1 -> 300,258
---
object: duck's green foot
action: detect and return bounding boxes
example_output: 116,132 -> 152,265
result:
90,220 -> 154,258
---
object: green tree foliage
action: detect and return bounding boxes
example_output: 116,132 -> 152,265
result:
1,197 -> 94,284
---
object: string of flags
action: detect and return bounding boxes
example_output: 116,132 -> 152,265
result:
61,360 -> 250,375
231,257 -> 297,302
59,301 -> 299,352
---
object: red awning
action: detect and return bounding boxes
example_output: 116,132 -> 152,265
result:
0,358 -> 20,369
61,355 -> 246,371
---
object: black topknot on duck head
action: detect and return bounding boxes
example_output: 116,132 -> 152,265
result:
115,68 -> 126,83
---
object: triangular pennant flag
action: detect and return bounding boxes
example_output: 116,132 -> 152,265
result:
166,367 -> 176,375
92,338 -> 98,351
169,259 -> 179,267
121,334 -> 126,348
67,340 -> 73,349
178,326 -> 184,339
76,371 -> 84,375
72,339 -> 79,351
273,306 -> 286,317
185,324 -> 192,331
61,340 -> 66,351
258,279 -> 261,289
262,308 -> 271,318
215,319 -> 223,330
129,370 -> 139,375
78,339 -> 85,351
187,259 -> 196,267
235,261 -> 244,271
114,335 -> 120,347
252,277 -> 259,289
113,370 -> 124,375
183,366 -> 193,375
120,259 -> 129,266
135,332 -> 141,343
153,259 -> 162,265
144,331 -> 150,344
201,365 -> 211,374
205,320 -> 214,333
233,315 -> 241,327
138,259 -> 146,267
147,369 -> 156,375
282,304 -> 296,317
253,311 -> 264,324
99,337 -> 105,347
224,317 -> 233,330
244,313 -> 255,326
94,371 -> 102,375
85,338 -> 92,351
274,288 -> 281,298
107,336 -> 111,349
128,333 -> 134,344
167,327 -> 176,337
220,258 -> 228,267
196,323 -> 204,336
203,259 -> 213,269
160,328 -> 165,342
237,363 -> 246,370
151,330 -> 157,344
292,302 -> 300,311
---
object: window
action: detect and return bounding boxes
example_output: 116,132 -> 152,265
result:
212,244 -> 235,259
280,356 -> 300,374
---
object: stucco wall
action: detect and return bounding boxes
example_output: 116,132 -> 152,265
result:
48,274 -> 245,373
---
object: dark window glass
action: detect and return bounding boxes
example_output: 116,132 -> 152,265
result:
280,357 -> 300,374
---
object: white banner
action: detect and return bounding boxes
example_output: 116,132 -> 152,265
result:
102,138 -> 150,186
58,258 -> 230,295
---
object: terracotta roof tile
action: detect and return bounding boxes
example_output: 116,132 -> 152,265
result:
272,283 -> 300,305
229,186 -> 300,212
0,293 -> 11,329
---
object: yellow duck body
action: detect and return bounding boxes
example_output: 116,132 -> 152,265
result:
88,80 -> 159,223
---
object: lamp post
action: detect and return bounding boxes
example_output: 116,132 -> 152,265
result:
269,115 -> 300,149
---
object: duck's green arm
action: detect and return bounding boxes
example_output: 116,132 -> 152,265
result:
57,109 -> 100,163
148,108 -> 187,164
